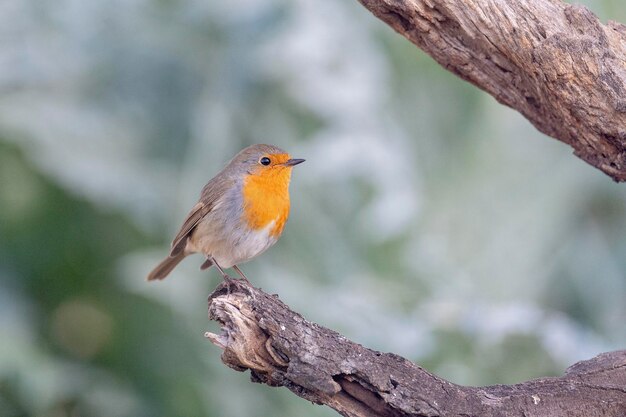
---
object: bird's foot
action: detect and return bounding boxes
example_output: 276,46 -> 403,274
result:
221,274 -> 251,296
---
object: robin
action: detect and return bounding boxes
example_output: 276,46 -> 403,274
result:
147,144 -> 305,282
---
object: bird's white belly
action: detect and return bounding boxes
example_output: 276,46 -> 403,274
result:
188,218 -> 278,268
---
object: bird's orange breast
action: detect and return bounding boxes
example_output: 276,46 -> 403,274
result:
241,157 -> 293,238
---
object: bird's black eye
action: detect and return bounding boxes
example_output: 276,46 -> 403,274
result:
260,157 -> 271,166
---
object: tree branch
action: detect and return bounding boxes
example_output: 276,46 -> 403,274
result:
355,0 -> 626,181
206,281 -> 626,417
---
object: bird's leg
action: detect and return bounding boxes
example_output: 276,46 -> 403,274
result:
212,258 -> 241,294
211,258 -> 232,281
232,265 -> 250,283
232,265 -> 255,301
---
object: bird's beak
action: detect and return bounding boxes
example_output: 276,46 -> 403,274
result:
283,158 -> 305,167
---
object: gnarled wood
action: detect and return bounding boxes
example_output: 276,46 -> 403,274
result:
206,281 -> 626,417
356,0 -> 626,181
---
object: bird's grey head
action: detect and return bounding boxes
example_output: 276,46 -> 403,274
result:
226,144 -> 304,176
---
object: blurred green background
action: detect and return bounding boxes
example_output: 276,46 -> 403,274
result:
1,1 -> 625,416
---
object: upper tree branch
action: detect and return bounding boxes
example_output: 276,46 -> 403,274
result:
356,0 -> 626,181
206,281 -> 626,417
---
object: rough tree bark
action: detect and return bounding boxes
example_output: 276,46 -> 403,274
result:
355,0 -> 626,181
206,281 -> 626,417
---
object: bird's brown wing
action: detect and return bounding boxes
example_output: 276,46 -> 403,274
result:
169,176 -> 234,257
169,201 -> 210,256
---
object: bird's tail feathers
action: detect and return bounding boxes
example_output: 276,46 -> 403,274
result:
146,252 -> 187,281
